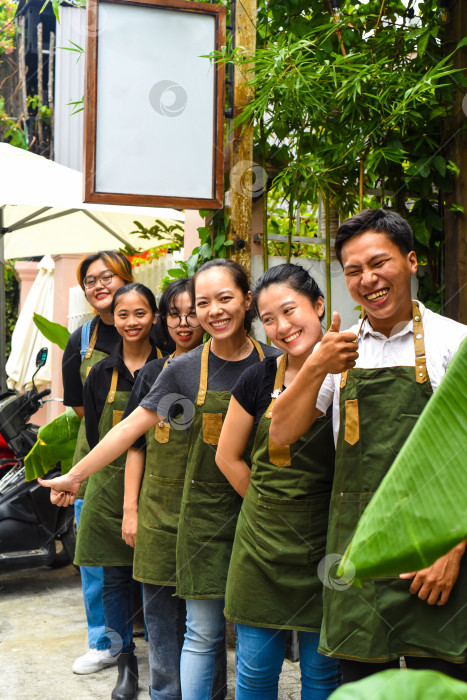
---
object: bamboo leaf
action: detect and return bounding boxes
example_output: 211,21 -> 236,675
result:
33,313 -> 71,350
339,338 -> 467,581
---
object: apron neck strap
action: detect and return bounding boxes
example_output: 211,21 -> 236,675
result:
249,336 -> 265,361
340,302 -> 427,388
163,351 -> 176,370
196,340 -> 211,406
84,319 -> 100,360
412,301 -> 427,384
156,347 -> 163,360
266,353 -> 288,418
107,367 -> 118,404
196,336 -> 265,406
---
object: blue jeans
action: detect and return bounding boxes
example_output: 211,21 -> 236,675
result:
235,624 -> 341,700
74,499 -> 108,650
181,598 -> 227,700
143,584 -> 185,700
102,565 -> 136,655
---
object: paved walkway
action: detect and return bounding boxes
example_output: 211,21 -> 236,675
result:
0,564 -> 301,700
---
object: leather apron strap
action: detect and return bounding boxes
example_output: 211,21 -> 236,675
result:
163,351 -> 176,370
412,301 -> 427,384
107,367 -> 119,405
266,353 -> 288,419
196,340 -> 211,406
340,303 -> 428,388
196,337 -> 265,406
84,319 -> 100,360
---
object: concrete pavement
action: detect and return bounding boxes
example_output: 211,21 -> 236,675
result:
0,564 -> 301,700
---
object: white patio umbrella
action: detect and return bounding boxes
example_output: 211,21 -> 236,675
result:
0,142 -> 184,257
0,142 -> 185,392
5,255 -> 55,391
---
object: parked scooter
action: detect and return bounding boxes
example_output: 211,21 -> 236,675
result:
0,348 -> 76,573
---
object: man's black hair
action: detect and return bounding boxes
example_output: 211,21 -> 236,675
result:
335,209 -> 414,265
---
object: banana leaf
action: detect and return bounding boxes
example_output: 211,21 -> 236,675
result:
24,408 -> 81,481
33,313 -> 71,351
339,337 -> 467,581
329,669 -> 467,699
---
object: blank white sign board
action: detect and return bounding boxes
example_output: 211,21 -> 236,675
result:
84,0 -> 225,209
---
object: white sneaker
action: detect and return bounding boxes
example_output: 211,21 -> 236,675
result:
72,648 -> 119,674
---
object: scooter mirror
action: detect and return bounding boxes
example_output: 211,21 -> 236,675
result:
35,347 -> 48,369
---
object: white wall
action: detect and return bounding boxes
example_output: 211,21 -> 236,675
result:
54,6 -> 85,170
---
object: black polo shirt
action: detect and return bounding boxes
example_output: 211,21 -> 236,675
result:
83,339 -> 161,449
62,316 -> 173,408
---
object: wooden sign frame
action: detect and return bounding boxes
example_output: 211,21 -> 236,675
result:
83,0 -> 226,209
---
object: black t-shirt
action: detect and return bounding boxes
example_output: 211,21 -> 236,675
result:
62,316 -> 173,408
122,357 -> 167,452
232,355 -> 282,426
140,341 -> 281,418
83,340 -> 161,449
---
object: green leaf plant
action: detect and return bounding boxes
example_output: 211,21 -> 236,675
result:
329,669 -> 467,700
33,313 -> 71,351
212,0 -> 466,312
24,408 -> 81,480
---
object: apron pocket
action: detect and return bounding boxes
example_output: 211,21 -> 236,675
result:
268,435 -> 291,467
95,464 -> 125,517
112,410 -> 124,427
144,474 -> 184,534
202,413 -> 223,445
155,422 -> 170,444
255,494 -> 327,567
344,399 -> 359,445
189,480 -> 242,543
337,491 -> 374,554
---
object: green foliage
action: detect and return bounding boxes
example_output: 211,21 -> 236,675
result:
24,408 -> 81,480
329,669 -> 467,699
0,0 -> 16,54
123,219 -> 184,256
160,210 -> 233,291
215,0 -> 466,310
33,313 -> 71,351
4,261 -> 19,359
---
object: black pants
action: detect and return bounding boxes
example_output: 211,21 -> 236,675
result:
339,657 -> 467,684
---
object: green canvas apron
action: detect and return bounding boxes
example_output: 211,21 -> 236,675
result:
133,353 -> 189,586
73,321 -> 108,498
224,353 -> 335,632
176,338 -> 265,599
319,303 -> 467,663
74,367 -> 134,567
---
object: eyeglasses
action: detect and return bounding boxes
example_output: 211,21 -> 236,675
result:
164,313 -> 201,329
83,272 -> 116,289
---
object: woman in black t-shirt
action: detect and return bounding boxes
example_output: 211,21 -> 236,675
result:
63,251 -> 134,677
216,264 -> 341,700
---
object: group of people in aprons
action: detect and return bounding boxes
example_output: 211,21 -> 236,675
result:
41,208 -> 467,700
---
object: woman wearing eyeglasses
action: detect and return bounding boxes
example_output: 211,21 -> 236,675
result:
62,252 -> 168,676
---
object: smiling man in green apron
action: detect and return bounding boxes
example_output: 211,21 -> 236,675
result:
269,208 -> 467,683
